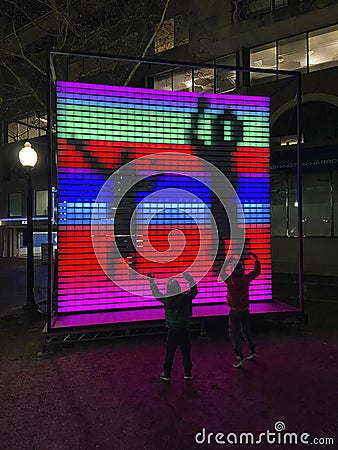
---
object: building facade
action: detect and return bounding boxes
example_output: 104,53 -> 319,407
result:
0,0 -> 337,276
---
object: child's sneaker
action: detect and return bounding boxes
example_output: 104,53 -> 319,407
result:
160,373 -> 170,382
233,357 -> 246,368
247,352 -> 256,360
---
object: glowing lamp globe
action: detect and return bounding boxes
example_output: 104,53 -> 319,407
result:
19,142 -> 38,168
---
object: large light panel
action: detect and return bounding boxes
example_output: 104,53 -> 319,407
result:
56,81 -> 271,314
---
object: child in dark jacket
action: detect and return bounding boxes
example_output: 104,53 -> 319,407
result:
219,252 -> 261,368
147,271 -> 198,382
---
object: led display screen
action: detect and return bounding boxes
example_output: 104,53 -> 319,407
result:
56,81 -> 271,314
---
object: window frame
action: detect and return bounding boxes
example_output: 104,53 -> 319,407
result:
35,189 -> 49,217
249,22 -> 338,85
8,192 -> 23,218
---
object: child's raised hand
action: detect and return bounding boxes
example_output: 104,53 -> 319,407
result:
226,256 -> 236,265
182,271 -> 193,280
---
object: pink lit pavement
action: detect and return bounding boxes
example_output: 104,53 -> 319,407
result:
0,257 -> 338,449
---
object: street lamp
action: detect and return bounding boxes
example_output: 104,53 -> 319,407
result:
19,142 -> 39,314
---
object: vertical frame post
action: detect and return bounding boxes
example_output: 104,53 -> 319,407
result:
47,53 -> 53,332
296,72 -> 304,317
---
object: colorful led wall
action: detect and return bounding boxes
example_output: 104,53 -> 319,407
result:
56,81 -> 271,313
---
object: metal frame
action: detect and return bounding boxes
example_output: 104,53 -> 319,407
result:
47,50 -> 304,334
47,52 -> 53,332
41,319 -> 205,353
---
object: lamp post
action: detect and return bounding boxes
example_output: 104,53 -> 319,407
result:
19,142 -> 39,314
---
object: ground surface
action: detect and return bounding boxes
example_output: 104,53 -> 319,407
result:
1,313 -> 338,450
0,258 -> 337,449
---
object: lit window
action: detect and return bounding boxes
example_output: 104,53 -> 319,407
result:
154,73 -> 172,90
7,114 -> 47,142
250,43 -> 277,84
280,134 -> 304,146
309,24 -> 338,72
154,15 -> 189,54
216,53 -> 237,93
37,115 -> 48,137
8,122 -> 18,143
17,119 -> 29,141
27,115 -> 40,139
278,34 -> 307,73
173,69 -> 192,92
155,67 -> 215,93
154,18 -> 175,53
194,68 -> 214,93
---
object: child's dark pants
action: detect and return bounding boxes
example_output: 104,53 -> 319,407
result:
164,328 -> 192,376
229,310 -> 255,359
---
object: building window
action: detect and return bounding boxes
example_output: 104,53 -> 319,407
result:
303,172 -> 331,236
194,68 -> 214,93
173,69 -> 193,92
278,34 -> 307,73
274,172 -> 334,238
250,42 -> 277,84
27,116 -> 40,139
216,53 -> 237,93
309,24 -> 338,72
250,24 -> 338,85
8,122 -> 18,143
154,67 -> 212,93
154,15 -> 189,54
35,190 -> 48,217
8,114 -> 47,143
280,134 -> 304,146
287,173 -> 298,237
154,72 -> 173,90
154,18 -> 175,53
154,55 -> 237,94
270,173 -> 288,236
8,193 -> 22,217
154,66 -> 217,93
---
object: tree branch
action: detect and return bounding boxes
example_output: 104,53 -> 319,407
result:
0,57 -> 46,109
123,0 -> 171,86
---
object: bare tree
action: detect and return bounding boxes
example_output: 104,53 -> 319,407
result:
0,0 -> 171,123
